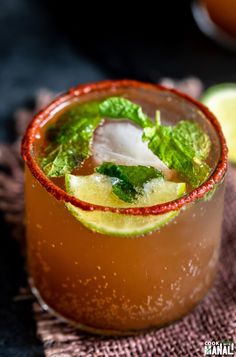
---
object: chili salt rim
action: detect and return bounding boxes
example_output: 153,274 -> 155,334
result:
21,80 -> 228,216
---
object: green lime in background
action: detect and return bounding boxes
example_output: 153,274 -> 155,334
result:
201,83 -> 236,163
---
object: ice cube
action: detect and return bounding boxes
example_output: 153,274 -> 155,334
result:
92,121 -> 173,178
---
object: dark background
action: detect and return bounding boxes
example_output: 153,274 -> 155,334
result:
0,0 -> 235,355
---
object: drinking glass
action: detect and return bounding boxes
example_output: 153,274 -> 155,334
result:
22,80 -> 228,335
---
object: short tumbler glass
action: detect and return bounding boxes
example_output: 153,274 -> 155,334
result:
22,80 -> 228,335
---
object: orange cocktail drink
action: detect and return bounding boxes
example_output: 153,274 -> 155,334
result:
22,80 -> 227,334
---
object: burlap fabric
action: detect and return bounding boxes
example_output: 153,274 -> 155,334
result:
1,79 -> 235,356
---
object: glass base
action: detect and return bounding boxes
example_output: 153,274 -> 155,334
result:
29,276 -> 216,336
192,0 -> 236,52
29,278 -> 140,336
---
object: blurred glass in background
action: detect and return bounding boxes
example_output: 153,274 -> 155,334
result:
192,0 -> 236,50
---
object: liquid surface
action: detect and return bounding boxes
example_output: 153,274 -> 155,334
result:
35,93 -> 219,196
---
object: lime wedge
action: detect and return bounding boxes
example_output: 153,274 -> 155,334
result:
201,83 -> 236,162
65,173 -> 186,237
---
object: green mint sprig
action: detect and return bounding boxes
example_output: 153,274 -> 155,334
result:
99,97 -> 211,188
96,162 -> 164,203
39,102 -> 101,177
143,115 -> 211,188
39,96 -> 211,189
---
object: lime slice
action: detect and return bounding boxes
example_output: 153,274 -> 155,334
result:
201,83 -> 236,162
65,173 -> 186,237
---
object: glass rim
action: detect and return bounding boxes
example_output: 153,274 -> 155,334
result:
21,79 -> 228,216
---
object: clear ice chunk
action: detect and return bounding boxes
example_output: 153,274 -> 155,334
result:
92,121 -> 173,178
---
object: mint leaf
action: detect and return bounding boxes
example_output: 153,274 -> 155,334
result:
172,121 -> 211,162
99,97 -> 153,128
146,119 -> 211,188
39,102 -> 102,177
109,178 -> 137,203
40,144 -> 82,178
96,162 -> 163,202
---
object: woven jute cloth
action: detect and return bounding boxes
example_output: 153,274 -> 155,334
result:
1,79 -> 236,356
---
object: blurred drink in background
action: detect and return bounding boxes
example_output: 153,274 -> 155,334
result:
203,0 -> 236,38
192,0 -> 236,50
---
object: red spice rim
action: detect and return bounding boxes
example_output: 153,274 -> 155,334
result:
21,79 -> 228,216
